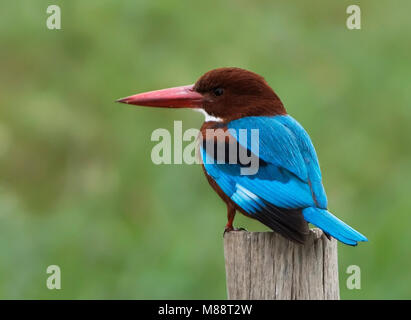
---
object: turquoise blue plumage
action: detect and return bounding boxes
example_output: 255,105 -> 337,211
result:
201,115 -> 368,246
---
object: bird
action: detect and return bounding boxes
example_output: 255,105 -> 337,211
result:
117,67 -> 368,246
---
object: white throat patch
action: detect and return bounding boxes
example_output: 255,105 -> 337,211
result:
194,109 -> 223,122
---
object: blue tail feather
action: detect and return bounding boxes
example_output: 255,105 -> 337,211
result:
302,207 -> 368,246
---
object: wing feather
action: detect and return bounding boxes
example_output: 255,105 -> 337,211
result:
201,115 -> 327,242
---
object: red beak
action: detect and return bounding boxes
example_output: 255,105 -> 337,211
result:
116,84 -> 203,109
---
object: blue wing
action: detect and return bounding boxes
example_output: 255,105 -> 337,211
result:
200,115 -> 327,242
201,115 -> 326,210
201,115 -> 368,245
274,116 -> 328,209
227,115 -> 327,209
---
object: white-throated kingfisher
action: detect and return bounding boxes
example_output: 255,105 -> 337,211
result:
117,67 -> 367,246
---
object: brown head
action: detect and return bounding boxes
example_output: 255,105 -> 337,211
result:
117,67 -> 286,122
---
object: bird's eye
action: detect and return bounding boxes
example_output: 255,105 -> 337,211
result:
213,87 -> 224,96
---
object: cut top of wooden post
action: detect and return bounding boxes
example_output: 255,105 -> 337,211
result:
223,228 -> 339,300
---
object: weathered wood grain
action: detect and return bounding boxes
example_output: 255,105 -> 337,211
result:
223,229 -> 339,300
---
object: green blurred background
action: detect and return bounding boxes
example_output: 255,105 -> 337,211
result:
1,0 -> 410,299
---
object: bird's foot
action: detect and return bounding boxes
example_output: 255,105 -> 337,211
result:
223,226 -> 247,237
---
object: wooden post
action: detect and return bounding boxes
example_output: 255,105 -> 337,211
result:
223,228 -> 339,300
